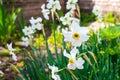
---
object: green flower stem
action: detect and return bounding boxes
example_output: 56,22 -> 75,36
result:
55,67 -> 66,73
76,52 -> 86,59
66,68 -> 78,80
52,18 -> 60,64
91,66 -> 99,80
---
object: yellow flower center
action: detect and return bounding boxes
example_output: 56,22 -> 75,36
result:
69,58 -> 74,64
72,32 -> 80,40
96,9 -> 99,12
35,23 -> 37,25
27,30 -> 30,32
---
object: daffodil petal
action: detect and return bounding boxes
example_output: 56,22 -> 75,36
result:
67,63 -> 76,70
70,47 -> 78,59
71,40 -> 82,47
70,21 -> 81,32
62,29 -> 73,42
79,34 -> 90,42
78,27 -> 89,34
52,74 -> 61,80
75,58 -> 85,69
63,50 -> 71,58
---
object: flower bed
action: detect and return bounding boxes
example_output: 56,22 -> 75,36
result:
0,0 -> 120,80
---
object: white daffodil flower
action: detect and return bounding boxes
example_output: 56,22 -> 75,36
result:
97,15 -> 103,22
33,23 -> 42,30
57,25 -> 61,33
47,0 -> 61,12
0,61 -> 2,64
92,5 -> 102,16
29,17 -> 42,25
60,12 -> 72,25
47,0 -> 54,8
48,64 -> 61,80
10,52 -> 17,61
66,9 -> 74,17
41,4 -> 50,20
7,42 -> 15,52
12,54 -> 17,61
21,37 -> 29,47
62,21 -> 89,47
66,0 -> 78,10
29,17 -> 43,30
60,9 -> 79,25
7,43 -> 17,61
31,23 -> 42,31
63,47 -> 85,70
89,23 -> 98,33
0,70 -> 4,74
22,26 -> 34,36
28,35 -> 34,40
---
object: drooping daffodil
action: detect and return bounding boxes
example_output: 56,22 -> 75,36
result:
29,17 -> 43,30
97,15 -> 103,22
7,42 -> 15,52
41,4 -> 50,20
63,47 -> 85,70
29,17 -> 42,25
60,12 -> 72,25
7,42 -> 17,61
10,52 -> 17,61
48,64 -> 61,80
66,0 -> 78,10
22,26 -> 34,36
47,0 -> 61,12
62,21 -> 89,47
21,37 -> 29,47
0,70 -> 4,75
60,9 -> 80,25
92,5 -> 102,16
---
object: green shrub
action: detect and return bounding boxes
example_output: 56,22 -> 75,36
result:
0,1 -> 21,45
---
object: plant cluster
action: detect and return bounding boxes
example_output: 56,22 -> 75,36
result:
0,1 -> 21,45
0,0 -> 120,80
